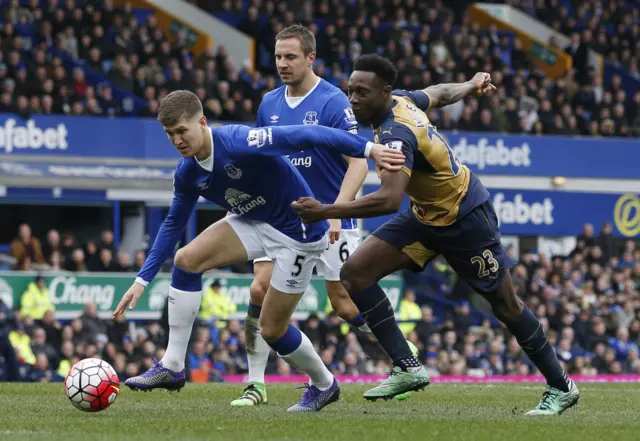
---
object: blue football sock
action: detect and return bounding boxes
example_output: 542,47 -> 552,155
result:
346,313 -> 366,328
264,324 -> 302,356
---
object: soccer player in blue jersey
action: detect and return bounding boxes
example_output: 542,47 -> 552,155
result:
230,24 -> 390,407
111,89 -> 404,412
294,54 -> 580,415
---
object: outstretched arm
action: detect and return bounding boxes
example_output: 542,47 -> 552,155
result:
227,124 -> 372,158
223,124 -> 406,172
424,81 -> 479,108
397,72 -> 496,110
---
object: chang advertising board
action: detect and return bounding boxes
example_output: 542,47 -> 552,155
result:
0,272 -> 403,320
361,187 -> 639,238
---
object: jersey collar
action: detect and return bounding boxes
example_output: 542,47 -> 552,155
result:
195,128 -> 215,172
284,77 -> 322,109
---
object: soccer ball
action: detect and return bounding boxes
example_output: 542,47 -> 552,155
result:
64,358 -> 120,412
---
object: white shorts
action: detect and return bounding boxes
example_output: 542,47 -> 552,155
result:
254,229 -> 361,282
225,215 -> 327,294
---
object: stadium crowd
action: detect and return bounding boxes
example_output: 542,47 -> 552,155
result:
0,0 -> 639,136
1,222 -> 639,382
7,223 -> 145,272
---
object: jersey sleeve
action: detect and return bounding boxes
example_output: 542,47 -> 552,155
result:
221,124 -> 370,159
393,89 -> 432,112
378,122 -> 417,176
136,166 -> 199,283
323,93 -> 359,134
255,100 -> 266,127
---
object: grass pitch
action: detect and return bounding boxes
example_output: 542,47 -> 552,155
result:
1,382 -> 639,441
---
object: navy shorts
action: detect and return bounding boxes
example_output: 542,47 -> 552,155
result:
372,200 -> 516,295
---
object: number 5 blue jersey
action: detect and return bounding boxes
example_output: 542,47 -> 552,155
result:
137,123 -> 371,283
257,79 -> 359,230
373,89 -> 490,227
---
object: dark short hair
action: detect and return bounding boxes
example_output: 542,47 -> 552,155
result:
157,90 -> 203,126
275,24 -> 316,54
353,54 -> 398,87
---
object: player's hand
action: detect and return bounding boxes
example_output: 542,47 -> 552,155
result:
113,281 -> 145,318
369,143 -> 405,172
328,219 -> 341,243
469,72 -> 497,96
291,197 -> 328,223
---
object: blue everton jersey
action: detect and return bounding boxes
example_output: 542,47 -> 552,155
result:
137,123 -> 370,282
257,79 -> 359,230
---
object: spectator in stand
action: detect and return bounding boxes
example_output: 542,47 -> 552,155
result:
399,290 -> 422,337
199,280 -> 236,329
10,224 -> 45,270
19,275 -> 53,321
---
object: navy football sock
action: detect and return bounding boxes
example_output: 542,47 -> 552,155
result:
503,306 -> 569,392
351,284 -> 420,371
247,302 -> 262,319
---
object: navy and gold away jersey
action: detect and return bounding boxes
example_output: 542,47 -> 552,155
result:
373,89 -> 490,227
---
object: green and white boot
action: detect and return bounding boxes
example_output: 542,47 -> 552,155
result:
230,382 -> 268,406
525,379 -> 580,415
395,341 -> 420,401
364,365 -> 430,401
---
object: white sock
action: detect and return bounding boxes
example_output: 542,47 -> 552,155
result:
161,286 -> 202,372
245,316 -> 270,384
279,331 -> 334,390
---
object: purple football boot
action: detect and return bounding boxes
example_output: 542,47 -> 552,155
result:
287,378 -> 340,412
125,358 -> 186,392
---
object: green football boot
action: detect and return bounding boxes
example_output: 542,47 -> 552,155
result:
364,364 -> 430,401
230,382 -> 268,406
525,379 -> 580,416
395,341 -> 420,401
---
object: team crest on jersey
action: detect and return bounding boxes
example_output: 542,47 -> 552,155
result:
224,164 -> 242,179
303,111 -> 319,125
343,108 -> 357,125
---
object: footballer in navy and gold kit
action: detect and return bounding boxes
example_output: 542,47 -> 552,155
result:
292,54 -> 580,415
370,87 -> 512,294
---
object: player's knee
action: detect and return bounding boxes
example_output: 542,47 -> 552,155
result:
259,319 -> 286,342
249,279 -> 268,305
340,261 -> 369,294
174,248 -> 201,273
488,293 -> 524,322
